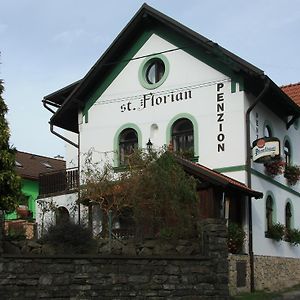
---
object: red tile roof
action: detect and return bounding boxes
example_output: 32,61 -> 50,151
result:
15,151 -> 66,181
281,82 -> 300,106
175,156 -> 263,199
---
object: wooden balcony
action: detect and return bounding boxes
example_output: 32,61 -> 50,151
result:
39,167 -> 79,197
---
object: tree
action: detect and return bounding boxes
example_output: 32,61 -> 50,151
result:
81,148 -> 200,239
0,79 -> 23,213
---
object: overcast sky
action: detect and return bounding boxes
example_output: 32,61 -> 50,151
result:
1,0 -> 299,158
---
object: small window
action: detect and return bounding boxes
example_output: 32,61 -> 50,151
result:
284,140 -> 291,165
138,54 -> 169,90
266,196 -> 274,232
146,59 -> 165,84
171,118 -> 194,154
264,125 -> 272,138
119,128 -> 138,166
16,161 -> 23,168
285,202 -> 292,230
42,162 -> 52,169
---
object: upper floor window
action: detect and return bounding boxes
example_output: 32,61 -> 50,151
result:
264,125 -> 272,138
171,118 -> 194,154
119,128 -> 138,166
138,54 -> 169,90
285,202 -> 292,230
284,139 -> 291,165
266,196 -> 274,232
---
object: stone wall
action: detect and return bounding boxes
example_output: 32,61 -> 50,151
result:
254,255 -> 300,291
0,219 -> 229,299
229,254 -> 300,295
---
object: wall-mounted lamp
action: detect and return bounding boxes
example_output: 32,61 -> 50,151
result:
146,139 -> 153,152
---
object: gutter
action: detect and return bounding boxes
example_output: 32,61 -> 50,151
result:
245,76 -> 270,293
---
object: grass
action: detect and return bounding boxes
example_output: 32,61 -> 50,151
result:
231,284 -> 300,300
230,291 -> 279,300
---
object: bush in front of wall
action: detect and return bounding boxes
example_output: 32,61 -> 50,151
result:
227,222 -> 245,254
284,165 -> 300,186
40,221 -> 97,254
285,228 -> 300,246
266,223 -> 285,241
264,158 -> 285,177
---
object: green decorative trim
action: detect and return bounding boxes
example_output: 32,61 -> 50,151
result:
293,118 -> 299,130
214,165 -> 246,173
85,111 -> 89,123
250,168 -> 300,197
265,191 -> 277,225
215,165 -> 300,197
263,120 -> 273,137
113,165 -> 128,173
83,30 -> 154,116
138,54 -> 169,90
190,156 -> 199,163
239,78 -> 244,92
283,135 -> 292,164
231,81 -> 237,93
113,123 -> 142,167
166,113 -> 199,157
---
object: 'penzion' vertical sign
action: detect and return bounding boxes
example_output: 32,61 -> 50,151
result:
216,82 -> 225,152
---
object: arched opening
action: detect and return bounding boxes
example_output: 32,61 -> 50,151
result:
266,196 -> 274,232
284,139 -> 291,165
56,206 -> 70,225
285,202 -> 292,230
171,118 -> 194,154
119,128 -> 138,165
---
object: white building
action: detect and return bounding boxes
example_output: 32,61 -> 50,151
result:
39,4 -> 300,293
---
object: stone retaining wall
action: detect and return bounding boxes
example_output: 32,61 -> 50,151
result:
229,254 -> 300,295
0,219 -> 229,299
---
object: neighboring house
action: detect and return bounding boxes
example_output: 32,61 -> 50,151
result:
5,151 -> 65,221
38,4 -> 300,293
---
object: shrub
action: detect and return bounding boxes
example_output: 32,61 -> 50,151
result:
284,165 -> 300,186
40,222 -> 97,254
266,223 -> 285,241
286,228 -> 300,246
227,222 -> 245,254
264,158 -> 285,177
6,222 -> 26,241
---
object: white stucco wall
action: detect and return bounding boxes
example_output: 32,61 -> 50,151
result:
79,33 -> 246,171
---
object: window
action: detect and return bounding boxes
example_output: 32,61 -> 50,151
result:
146,59 -> 165,84
285,202 -> 292,230
119,128 -> 138,165
284,139 -> 291,165
264,125 -> 272,138
171,118 -> 194,154
266,196 -> 274,232
138,54 -> 169,90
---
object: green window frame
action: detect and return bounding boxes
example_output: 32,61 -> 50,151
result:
138,54 -> 169,90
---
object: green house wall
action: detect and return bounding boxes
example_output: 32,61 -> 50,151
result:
5,179 -> 39,220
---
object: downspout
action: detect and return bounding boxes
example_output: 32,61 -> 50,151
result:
50,124 -> 79,148
245,76 -> 270,292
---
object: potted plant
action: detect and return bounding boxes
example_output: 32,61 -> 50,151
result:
284,164 -> 300,186
16,205 -> 29,219
266,222 -> 285,241
264,158 -> 285,177
285,228 -> 300,246
227,222 -> 245,254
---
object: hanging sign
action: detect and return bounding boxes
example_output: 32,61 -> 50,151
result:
252,137 -> 280,163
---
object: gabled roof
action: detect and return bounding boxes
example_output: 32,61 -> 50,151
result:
281,82 -> 300,106
45,3 -> 300,133
15,151 -> 66,181
175,156 -> 263,199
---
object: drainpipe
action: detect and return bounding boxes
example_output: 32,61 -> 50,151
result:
50,124 -> 79,148
245,76 -> 270,292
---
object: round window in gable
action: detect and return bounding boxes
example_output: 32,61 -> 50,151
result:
139,54 -> 169,90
